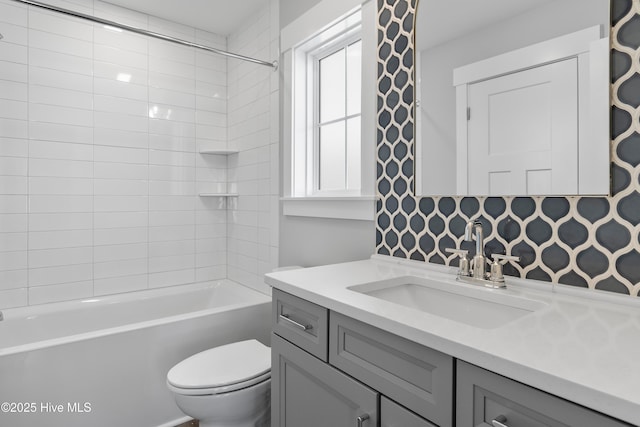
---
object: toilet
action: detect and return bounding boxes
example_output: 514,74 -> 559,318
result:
166,339 -> 271,427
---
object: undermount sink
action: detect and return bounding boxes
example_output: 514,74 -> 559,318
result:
348,276 -> 547,329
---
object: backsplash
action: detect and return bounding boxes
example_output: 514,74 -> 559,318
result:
375,0 -> 640,296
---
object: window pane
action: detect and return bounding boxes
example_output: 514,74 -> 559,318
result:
346,40 -> 362,116
319,49 -> 346,123
319,121 -> 346,191
346,117 -> 361,190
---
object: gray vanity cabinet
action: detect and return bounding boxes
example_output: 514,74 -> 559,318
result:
272,289 -> 442,427
456,361 -> 631,427
271,289 -> 631,427
271,333 -> 378,427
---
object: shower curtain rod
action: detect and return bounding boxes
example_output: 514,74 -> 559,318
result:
9,0 -> 278,69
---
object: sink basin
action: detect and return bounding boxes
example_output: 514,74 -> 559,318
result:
348,276 -> 547,329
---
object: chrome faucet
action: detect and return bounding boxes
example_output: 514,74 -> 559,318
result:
446,219 -> 521,288
447,219 -> 521,289
464,220 -> 486,280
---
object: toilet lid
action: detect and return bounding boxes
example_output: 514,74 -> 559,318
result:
167,340 -> 271,392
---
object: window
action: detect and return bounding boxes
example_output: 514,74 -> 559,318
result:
282,1 -> 375,220
314,37 -> 362,195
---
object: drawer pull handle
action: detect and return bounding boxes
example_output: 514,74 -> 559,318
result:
492,415 -> 509,427
356,414 -> 369,426
279,314 -> 311,331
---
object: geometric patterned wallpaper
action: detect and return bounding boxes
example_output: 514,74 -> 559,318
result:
375,0 -> 640,296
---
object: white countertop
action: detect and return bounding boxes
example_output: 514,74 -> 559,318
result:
265,255 -> 640,426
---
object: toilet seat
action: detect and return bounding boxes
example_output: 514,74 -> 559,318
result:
167,339 -> 271,396
167,370 -> 271,395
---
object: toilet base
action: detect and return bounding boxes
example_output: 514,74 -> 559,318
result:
172,379 -> 271,427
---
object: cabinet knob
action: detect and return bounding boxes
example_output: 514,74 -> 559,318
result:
356,413 -> 369,427
492,414 -> 509,427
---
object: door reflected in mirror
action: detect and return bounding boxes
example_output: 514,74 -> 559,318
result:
414,0 -> 610,197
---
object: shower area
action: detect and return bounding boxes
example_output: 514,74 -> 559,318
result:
0,0 -> 280,310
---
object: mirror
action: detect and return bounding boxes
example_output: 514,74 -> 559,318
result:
414,0 -> 610,197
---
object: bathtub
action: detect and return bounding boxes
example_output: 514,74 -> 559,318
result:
0,280 -> 272,427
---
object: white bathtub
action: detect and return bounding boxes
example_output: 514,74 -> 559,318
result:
0,280 -> 272,427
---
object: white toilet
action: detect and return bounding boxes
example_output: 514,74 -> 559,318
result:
166,339 -> 271,427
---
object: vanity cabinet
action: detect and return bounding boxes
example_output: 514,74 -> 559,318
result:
272,289 -> 440,427
271,289 -> 631,427
456,361 -> 630,427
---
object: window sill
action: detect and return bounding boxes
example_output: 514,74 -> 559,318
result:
282,196 -> 376,221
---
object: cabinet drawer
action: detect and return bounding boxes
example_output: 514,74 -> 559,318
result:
456,361 -> 631,427
272,289 -> 328,361
381,397 -> 437,427
330,311 -> 454,426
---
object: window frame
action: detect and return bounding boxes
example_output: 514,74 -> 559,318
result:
281,0 -> 376,221
308,31 -> 363,197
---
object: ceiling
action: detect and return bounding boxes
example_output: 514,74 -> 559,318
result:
417,0 -> 558,48
103,0 -> 271,35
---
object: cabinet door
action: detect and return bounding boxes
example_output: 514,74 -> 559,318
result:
271,333 -> 378,427
457,361 -> 631,427
381,396 -> 436,427
330,311 -> 453,426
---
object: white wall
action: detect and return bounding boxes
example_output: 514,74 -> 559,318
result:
280,0 -> 321,29
277,0 -> 375,268
227,0 -> 280,294
279,216 -> 373,267
0,0 -> 231,308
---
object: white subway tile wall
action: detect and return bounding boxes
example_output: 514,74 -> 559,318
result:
0,0 -> 280,308
227,0 -> 279,294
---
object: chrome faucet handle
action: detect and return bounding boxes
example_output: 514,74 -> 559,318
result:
446,248 -> 468,256
489,254 -> 521,283
446,248 -> 470,277
491,254 -> 520,263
